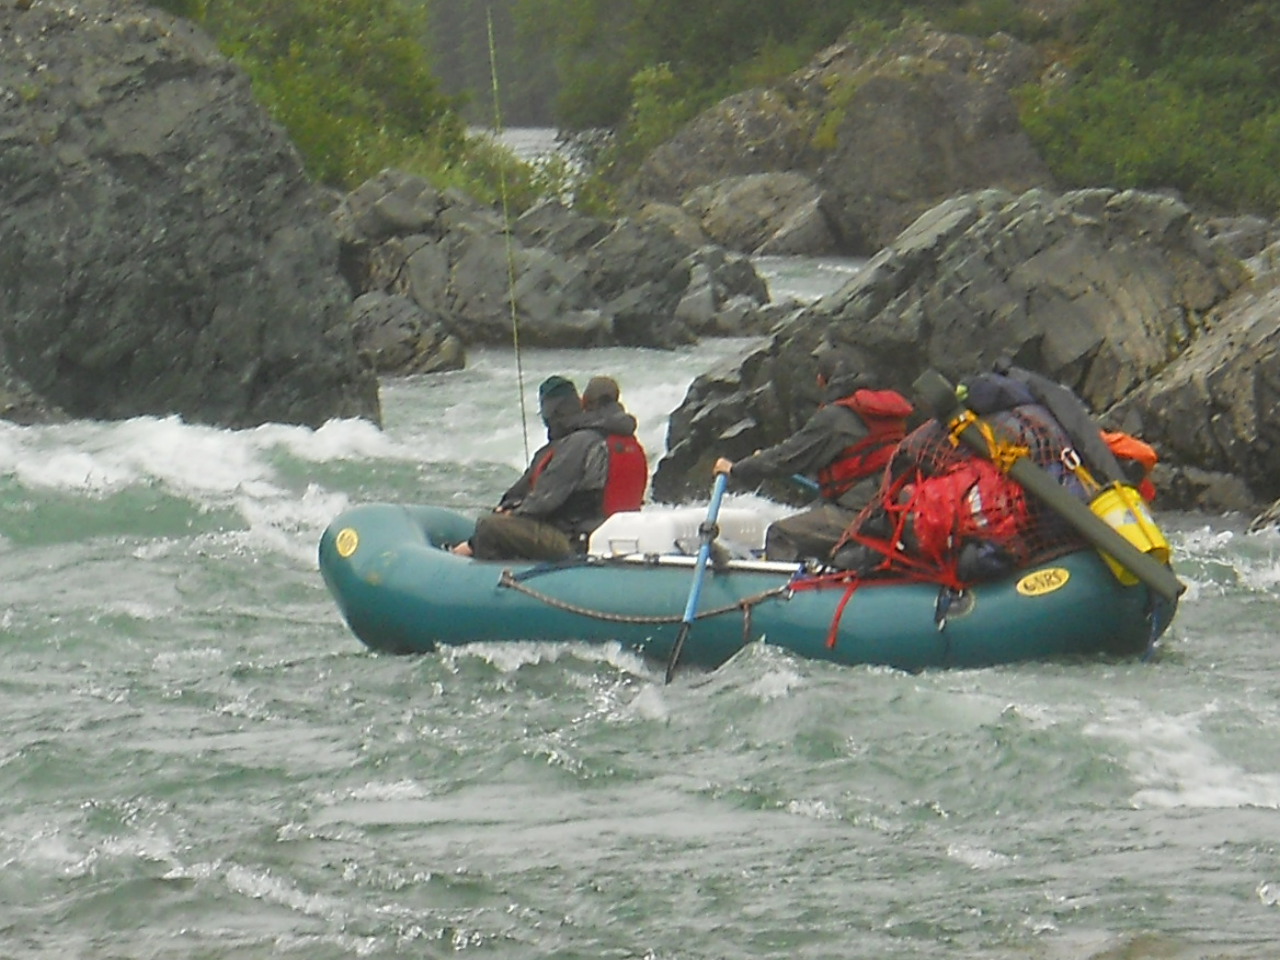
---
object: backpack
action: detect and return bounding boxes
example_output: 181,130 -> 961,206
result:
903,456 -> 1030,565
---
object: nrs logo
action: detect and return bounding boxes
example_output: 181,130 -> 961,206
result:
1016,567 -> 1070,596
335,528 -> 360,558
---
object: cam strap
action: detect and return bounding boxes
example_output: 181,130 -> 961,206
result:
946,411 -> 1028,473
826,578 -> 860,649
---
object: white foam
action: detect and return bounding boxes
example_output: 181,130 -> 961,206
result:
0,344 -> 790,571
0,415 -> 409,498
785,798 -> 840,820
441,638 -> 655,683
625,684 -> 670,721
348,779 -> 432,802
1091,706 -> 1280,810
946,842 -> 1014,870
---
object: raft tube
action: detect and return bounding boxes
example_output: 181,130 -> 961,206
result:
318,503 -> 1178,673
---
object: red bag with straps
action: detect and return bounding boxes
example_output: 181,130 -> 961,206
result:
904,457 -> 1029,565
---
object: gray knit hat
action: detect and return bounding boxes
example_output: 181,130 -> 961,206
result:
582,376 -> 620,409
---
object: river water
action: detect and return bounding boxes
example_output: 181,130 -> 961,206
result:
3,255 -> 1279,959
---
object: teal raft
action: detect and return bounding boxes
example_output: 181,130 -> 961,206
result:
318,503 -> 1178,673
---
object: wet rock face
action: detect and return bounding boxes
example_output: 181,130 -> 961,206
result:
0,0 -> 380,427
652,187 -> 1265,513
334,172 -> 778,362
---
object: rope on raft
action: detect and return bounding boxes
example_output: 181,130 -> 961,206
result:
497,569 -> 792,630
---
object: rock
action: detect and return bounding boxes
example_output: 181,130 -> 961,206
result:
1250,495 -> 1280,532
1201,215 -> 1276,262
512,198 -> 611,254
624,27 -> 1056,258
814,30 -> 1055,254
623,88 -> 819,206
337,170 -> 767,351
352,292 -> 464,375
1111,281 -> 1280,512
632,202 -> 711,249
0,0 -> 379,428
651,187 -> 1249,506
682,172 -> 837,256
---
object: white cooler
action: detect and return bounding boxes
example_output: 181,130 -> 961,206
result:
588,507 -> 766,557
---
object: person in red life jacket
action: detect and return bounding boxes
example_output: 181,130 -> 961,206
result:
580,375 -> 648,515
453,375 -> 613,561
712,347 -> 914,562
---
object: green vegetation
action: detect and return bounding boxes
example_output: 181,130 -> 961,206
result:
149,0 -> 1280,218
1019,0 -> 1280,215
150,0 -> 558,208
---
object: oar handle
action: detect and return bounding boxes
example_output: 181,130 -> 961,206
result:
789,473 -> 820,495
913,370 -> 1184,602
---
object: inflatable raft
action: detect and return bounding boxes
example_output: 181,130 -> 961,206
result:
318,502 -> 1178,673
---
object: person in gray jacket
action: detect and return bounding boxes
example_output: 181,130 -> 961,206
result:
713,348 -> 913,562
454,375 -> 611,561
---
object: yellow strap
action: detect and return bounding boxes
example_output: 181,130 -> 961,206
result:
946,410 -> 977,445
947,412 -> 1028,473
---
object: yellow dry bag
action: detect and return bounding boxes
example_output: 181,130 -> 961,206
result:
1089,483 -> 1171,584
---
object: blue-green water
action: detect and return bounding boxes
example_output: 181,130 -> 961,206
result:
3,263 -> 1279,959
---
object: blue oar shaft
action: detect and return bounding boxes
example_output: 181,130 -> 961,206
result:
790,473 -> 819,494
679,475 -> 727,624
665,472 -> 729,683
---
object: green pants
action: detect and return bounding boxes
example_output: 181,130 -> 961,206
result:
765,502 -> 859,563
471,513 -> 575,561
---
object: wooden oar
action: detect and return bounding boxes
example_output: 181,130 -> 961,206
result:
664,472 -> 729,683
913,369 -> 1184,602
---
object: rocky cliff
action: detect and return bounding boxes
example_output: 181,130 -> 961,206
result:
652,188 -> 1280,515
0,0 -> 378,427
624,26 -> 1056,258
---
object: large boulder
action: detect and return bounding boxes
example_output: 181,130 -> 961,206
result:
1111,281 -> 1280,512
351,292 -> 465,376
623,88 -> 820,207
624,26 -> 1056,258
815,30 -> 1055,255
682,172 -> 838,256
0,0 -> 379,428
652,187 -> 1249,508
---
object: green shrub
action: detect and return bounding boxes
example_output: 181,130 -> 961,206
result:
148,0 -> 546,206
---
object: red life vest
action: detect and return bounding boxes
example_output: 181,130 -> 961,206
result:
529,433 -> 648,517
528,446 -> 555,485
602,433 -> 648,516
816,389 -> 914,501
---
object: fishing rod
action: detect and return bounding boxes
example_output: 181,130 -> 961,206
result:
487,7 -> 531,462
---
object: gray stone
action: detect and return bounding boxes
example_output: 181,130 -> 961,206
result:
337,170 -> 746,350
352,292 -> 464,376
651,187 -> 1254,508
0,0 -> 379,427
